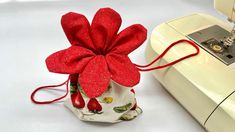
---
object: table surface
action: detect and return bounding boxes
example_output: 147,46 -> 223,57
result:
0,0 -> 227,132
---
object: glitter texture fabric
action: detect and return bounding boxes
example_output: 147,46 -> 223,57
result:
46,8 -> 147,98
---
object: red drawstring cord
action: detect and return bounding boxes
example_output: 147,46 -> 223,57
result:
135,39 -> 200,71
30,76 -> 70,104
30,39 -> 199,104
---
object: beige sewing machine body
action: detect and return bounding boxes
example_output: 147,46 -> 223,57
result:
145,0 -> 235,131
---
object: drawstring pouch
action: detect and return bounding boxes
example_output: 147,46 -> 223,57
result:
31,8 -> 199,123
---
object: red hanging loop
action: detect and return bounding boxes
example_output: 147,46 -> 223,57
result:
30,39 -> 199,104
30,76 -> 70,104
135,39 -> 200,71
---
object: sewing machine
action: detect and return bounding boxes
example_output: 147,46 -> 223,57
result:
145,0 -> 235,131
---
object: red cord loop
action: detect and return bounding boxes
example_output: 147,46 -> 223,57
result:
31,39 -> 199,104
135,39 -> 199,71
30,76 -> 70,104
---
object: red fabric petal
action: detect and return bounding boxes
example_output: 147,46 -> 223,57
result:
108,24 -> 147,55
105,53 -> 140,87
46,46 -> 95,74
61,12 -> 95,51
91,8 -> 122,53
79,55 -> 110,98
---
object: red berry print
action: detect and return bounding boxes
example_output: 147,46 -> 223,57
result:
130,89 -> 135,94
131,102 -> 137,110
71,91 -> 85,109
87,98 -> 102,112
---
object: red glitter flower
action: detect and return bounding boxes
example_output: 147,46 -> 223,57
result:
46,8 -> 147,98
